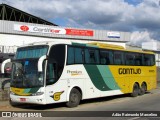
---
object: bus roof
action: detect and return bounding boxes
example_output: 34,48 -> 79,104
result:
72,42 -> 154,54
20,40 -> 72,48
19,41 -> 154,54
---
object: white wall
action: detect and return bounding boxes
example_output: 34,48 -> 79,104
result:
142,41 -> 160,67
0,33 -> 126,48
142,41 -> 160,51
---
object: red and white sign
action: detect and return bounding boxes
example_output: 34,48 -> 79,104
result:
14,24 -> 66,34
14,24 -> 93,36
65,29 -> 93,36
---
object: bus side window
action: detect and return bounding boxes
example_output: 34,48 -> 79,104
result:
114,52 -> 123,65
85,49 -> 99,64
100,51 -> 106,64
135,54 -> 142,66
143,54 -> 149,66
67,47 -> 74,64
143,54 -> 155,66
125,53 -> 134,65
150,55 -> 155,66
95,49 -> 100,64
85,49 -> 90,64
89,50 -> 96,63
75,47 -> 84,64
46,63 -> 56,85
100,50 -> 113,65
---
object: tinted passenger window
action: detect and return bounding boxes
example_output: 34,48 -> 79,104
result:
67,47 -> 74,64
125,53 -> 134,65
75,48 -> 84,64
143,54 -> 155,66
85,49 -> 99,64
134,54 -> 142,66
100,50 -> 113,65
114,52 -> 123,65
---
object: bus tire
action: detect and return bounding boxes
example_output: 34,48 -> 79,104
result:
66,88 -> 81,108
139,83 -> 147,95
131,83 -> 139,97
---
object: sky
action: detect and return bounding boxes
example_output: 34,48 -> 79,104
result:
0,0 -> 160,46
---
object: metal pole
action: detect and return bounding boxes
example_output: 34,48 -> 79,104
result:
2,5 -> 5,20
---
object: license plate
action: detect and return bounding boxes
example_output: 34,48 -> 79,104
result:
20,98 -> 26,102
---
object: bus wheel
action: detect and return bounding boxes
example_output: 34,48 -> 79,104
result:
131,83 -> 139,97
66,88 -> 81,108
139,83 -> 147,95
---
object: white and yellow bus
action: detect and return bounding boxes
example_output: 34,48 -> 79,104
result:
5,41 -> 156,107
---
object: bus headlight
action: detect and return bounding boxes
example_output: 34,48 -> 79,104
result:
31,92 -> 44,96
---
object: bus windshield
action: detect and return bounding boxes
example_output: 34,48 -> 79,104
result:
11,59 -> 44,88
16,45 -> 48,59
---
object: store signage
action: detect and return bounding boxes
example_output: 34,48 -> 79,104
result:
107,32 -> 120,38
14,24 -> 93,36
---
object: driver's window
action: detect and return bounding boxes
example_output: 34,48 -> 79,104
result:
46,62 -> 56,85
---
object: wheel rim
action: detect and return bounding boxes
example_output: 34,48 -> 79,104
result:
70,93 -> 78,103
133,84 -> 139,96
134,85 -> 139,93
141,83 -> 146,93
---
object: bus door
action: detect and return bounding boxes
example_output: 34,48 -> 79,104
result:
45,60 -> 67,104
45,60 -> 58,103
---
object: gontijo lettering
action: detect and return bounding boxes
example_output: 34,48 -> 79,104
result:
118,68 -> 141,74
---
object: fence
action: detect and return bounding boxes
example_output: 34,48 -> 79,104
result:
0,45 -> 17,53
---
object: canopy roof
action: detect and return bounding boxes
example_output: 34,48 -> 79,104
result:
0,3 -> 57,26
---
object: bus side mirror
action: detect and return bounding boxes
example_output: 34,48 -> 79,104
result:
1,59 -> 11,74
38,55 -> 47,72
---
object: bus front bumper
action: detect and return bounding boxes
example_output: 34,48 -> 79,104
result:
10,94 -> 46,105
